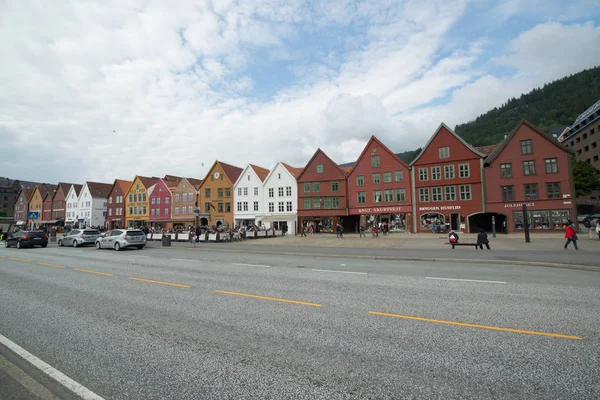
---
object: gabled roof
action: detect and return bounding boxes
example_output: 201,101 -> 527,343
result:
409,123 -> 486,166
37,184 -> 57,199
18,188 -> 34,202
107,179 -> 132,197
187,178 -> 203,190
219,161 -> 243,183
73,184 -> 83,196
281,162 -> 303,179
485,120 -> 573,164
136,176 -> 159,189
249,164 -> 270,182
474,145 -> 497,156
347,136 -> 409,176
86,182 -> 113,199
56,182 -> 78,197
297,148 -> 347,181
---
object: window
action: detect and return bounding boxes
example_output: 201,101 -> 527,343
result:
445,186 -> 456,201
216,188 -> 222,198
419,168 -> 428,181
218,203 -> 224,212
278,173 -> 281,179
380,172 -> 391,183
500,163 -> 512,178
205,203 -> 210,212
247,175 -> 250,181
303,183 -> 310,193
151,198 -> 156,205
156,198 -> 160,205
142,193 -> 146,202
357,191 -> 366,204
395,189 -> 406,202
501,185 -> 514,201
278,187 -> 284,197
371,156 -> 380,167
243,188 -> 248,196
444,165 -> 455,179
431,187 -> 443,202
205,188 -> 211,198
269,188 -> 274,197
165,197 -> 169,204
278,202 -> 285,212
431,166 -> 441,180
524,184 -> 538,200
269,202 -> 275,212
109,197 -> 112,204
316,164 -> 324,173
133,194 -> 138,202
394,171 -> 403,182
520,140 -> 532,154
189,192 -> 194,200
225,203 -> 231,212
243,202 -> 248,211
182,193 -> 187,202
373,190 -> 382,203
459,164 -> 470,178
372,173 -> 381,184
181,206 -> 186,215
547,182 -> 561,199
237,202 -> 242,212
188,206 -> 193,215
313,182 -> 320,192
225,188 -> 231,198
253,202 -> 259,211
384,189 -> 393,202
584,145 -> 590,152
174,207 -> 179,216
237,188 -> 242,196
286,186 -> 292,196
439,147 -> 450,159
419,188 -> 429,202
545,158 -> 558,174
254,187 -> 259,196
523,160 -> 536,176
356,175 -> 364,186
459,185 -> 471,200
302,199 -> 309,209
286,201 -> 292,212
331,181 -> 339,192
109,209 -> 112,216
313,197 -> 321,208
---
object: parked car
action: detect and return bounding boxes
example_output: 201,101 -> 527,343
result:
58,229 -> 101,247
5,231 -> 48,248
95,229 -> 147,251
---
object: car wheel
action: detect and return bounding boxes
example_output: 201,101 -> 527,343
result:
114,242 -> 121,251
95,242 -> 102,250
58,239 -> 63,247
4,241 -> 9,248
16,241 -> 22,249
136,245 -> 144,249
73,240 -> 78,248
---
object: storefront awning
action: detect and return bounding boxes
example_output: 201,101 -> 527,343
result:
257,214 -> 296,222
16,221 -> 26,225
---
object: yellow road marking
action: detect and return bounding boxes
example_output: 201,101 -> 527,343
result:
0,256 -> 5,258
369,311 -> 582,340
36,262 -> 64,269
10,258 -> 31,263
214,290 -> 322,307
73,268 -> 114,277
128,277 -> 190,288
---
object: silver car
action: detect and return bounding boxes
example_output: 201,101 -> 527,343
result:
95,229 -> 147,251
58,229 -> 101,247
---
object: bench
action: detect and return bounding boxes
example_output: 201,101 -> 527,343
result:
445,242 -> 479,249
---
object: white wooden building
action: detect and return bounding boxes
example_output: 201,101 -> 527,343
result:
233,164 -> 270,228
259,162 -> 303,235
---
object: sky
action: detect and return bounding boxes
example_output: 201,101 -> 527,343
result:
2,0 -> 600,184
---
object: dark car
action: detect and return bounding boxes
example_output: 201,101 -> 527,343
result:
5,231 -> 49,249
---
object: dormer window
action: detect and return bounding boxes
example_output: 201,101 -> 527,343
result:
439,147 -> 450,159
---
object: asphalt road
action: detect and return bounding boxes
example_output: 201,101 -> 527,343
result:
0,244 -> 599,399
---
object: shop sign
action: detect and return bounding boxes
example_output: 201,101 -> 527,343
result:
357,206 -> 407,214
418,205 -> 461,211
504,202 -> 535,208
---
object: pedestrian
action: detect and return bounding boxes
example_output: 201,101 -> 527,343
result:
359,225 -> 366,238
588,218 -> 596,240
596,218 -> 600,240
195,224 -> 202,242
476,229 -> 490,250
448,230 -> 459,244
189,229 -> 195,243
564,220 -> 579,250
301,224 -> 306,237
335,223 -> 341,238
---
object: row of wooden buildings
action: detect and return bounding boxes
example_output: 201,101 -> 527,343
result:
12,120 -> 576,234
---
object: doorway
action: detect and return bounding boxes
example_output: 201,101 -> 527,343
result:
200,218 -> 208,226
450,213 -> 460,231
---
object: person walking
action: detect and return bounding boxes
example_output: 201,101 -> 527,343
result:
359,225 -> 366,238
476,229 -> 490,250
588,218 -> 596,240
335,223 -> 341,238
596,218 -> 600,240
301,224 -> 306,237
564,220 -> 579,250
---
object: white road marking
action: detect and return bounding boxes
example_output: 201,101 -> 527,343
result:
425,277 -> 506,284
340,264 -> 346,266
171,258 -> 201,263
312,269 -> 367,275
131,255 -> 150,258
231,263 -> 271,268
0,333 -> 105,400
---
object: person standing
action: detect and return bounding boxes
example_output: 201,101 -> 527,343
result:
301,224 -> 306,237
476,230 -> 490,250
596,218 -> 600,240
359,225 -> 366,238
588,218 -> 596,240
564,221 -> 579,250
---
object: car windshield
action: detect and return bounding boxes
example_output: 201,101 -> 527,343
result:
83,230 -> 100,235
126,231 -> 145,236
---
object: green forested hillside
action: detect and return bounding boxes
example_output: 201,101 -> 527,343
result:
454,66 -> 600,146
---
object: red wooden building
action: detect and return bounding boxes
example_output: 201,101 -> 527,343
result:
148,177 -> 178,229
42,190 -> 54,222
483,121 -> 576,233
297,149 -> 352,232
347,136 -> 412,232
106,179 -> 132,230
51,183 -> 76,223
410,123 -> 486,233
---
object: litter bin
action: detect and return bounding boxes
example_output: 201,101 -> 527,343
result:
162,234 -> 172,246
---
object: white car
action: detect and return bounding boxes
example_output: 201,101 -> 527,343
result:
58,229 -> 101,247
95,229 -> 147,251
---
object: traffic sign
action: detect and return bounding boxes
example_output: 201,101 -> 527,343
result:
27,211 -> 39,220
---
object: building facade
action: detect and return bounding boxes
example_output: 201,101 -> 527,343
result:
410,123 -> 486,233
41,191 -> 54,223
484,121 -> 576,232
77,182 -> 113,228
106,179 -> 131,230
347,136 -> 412,232
51,183 -> 76,224
65,184 -> 83,227
197,161 -> 242,228
1,178 -> 40,218
148,178 -> 175,229
233,164 -> 270,228
297,149 -> 351,233
259,162 -> 303,234
171,177 -> 202,228
13,189 -> 33,226
28,184 -> 55,228
125,176 -> 158,228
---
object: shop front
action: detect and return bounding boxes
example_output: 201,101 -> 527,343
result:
350,205 -> 411,232
417,205 -> 478,233
487,200 -> 575,232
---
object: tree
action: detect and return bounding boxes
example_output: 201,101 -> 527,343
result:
572,159 -> 600,197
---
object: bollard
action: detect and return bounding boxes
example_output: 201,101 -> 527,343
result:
492,215 -> 496,238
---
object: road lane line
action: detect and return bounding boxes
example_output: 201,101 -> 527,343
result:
128,277 -> 191,288
131,255 -> 150,258
0,255 -> 5,258
312,268 -> 367,275
36,262 -> 65,269
10,257 -> 31,263
231,263 -> 271,268
73,268 -> 114,277
0,333 -> 105,400
425,277 -> 506,284
214,290 -> 322,307
171,258 -> 200,263
369,311 -> 582,340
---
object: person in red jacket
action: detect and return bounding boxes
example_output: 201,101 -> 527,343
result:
564,220 -> 579,250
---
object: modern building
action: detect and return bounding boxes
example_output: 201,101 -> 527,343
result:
170,177 -> 203,228
106,179 -> 131,230
297,149 -> 351,233
259,162 -> 303,234
1,178 -> 40,218
410,123 -> 486,233
13,188 -> 34,227
197,161 -> 243,228
125,176 -> 159,228
483,121 -> 576,232
233,164 -> 270,228
347,136 -> 412,232
65,184 -> 84,227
